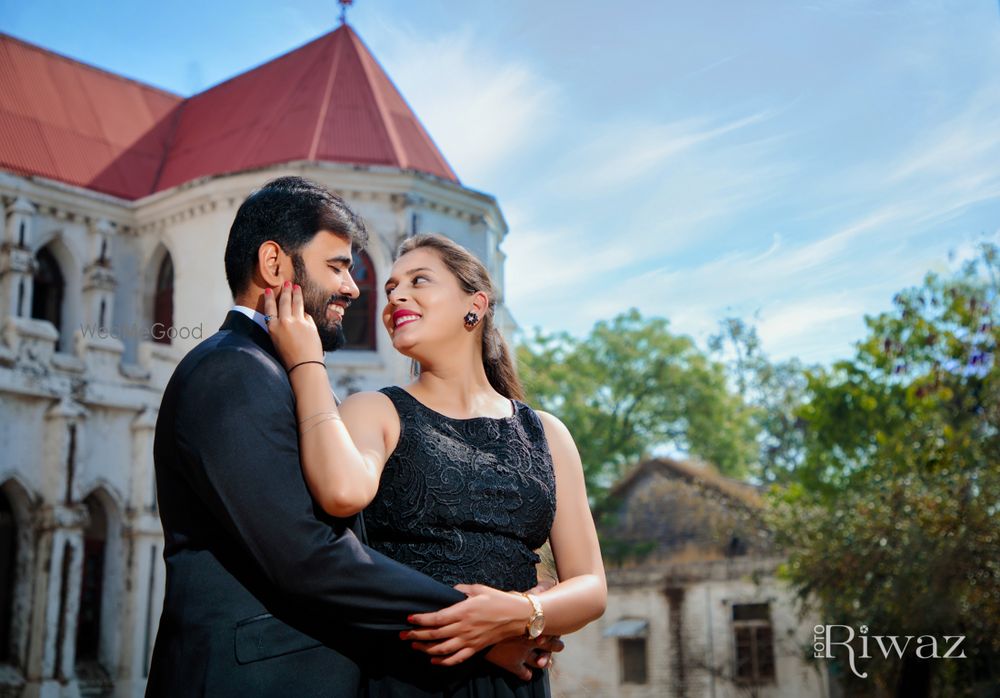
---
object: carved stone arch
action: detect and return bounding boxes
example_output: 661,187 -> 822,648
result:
78,480 -> 126,517
0,475 -> 38,668
143,243 -> 174,345
349,230 -> 393,353
30,235 -> 80,351
343,249 -> 377,351
75,485 -> 123,674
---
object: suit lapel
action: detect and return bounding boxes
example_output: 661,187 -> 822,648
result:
220,310 -> 367,535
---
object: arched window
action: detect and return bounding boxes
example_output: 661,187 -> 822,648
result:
0,489 -> 16,662
153,254 -> 174,345
32,246 -> 65,340
343,251 -> 376,350
76,495 -> 107,664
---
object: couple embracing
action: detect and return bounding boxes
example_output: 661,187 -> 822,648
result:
146,176 -> 606,697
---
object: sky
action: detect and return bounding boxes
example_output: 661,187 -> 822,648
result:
3,0 -> 1000,365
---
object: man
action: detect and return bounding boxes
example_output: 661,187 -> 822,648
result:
147,177 -> 556,696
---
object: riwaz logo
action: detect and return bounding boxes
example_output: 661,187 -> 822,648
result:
812,625 -> 967,679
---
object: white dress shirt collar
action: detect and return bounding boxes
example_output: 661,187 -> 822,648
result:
231,305 -> 269,334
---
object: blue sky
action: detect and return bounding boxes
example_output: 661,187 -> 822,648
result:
4,0 -> 1000,364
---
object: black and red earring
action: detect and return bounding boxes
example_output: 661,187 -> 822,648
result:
463,311 -> 480,328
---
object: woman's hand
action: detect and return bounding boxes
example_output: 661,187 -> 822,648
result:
403,584 -> 534,666
262,282 -> 324,370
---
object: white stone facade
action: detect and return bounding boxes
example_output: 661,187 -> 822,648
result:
0,160 -> 511,697
550,560 -> 830,698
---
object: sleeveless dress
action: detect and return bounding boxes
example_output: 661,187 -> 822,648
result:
362,386 -> 557,698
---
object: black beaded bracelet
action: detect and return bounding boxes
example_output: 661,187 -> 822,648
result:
287,360 -> 326,374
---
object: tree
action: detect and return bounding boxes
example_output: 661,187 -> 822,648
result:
517,308 -> 756,497
708,317 -> 812,484
769,244 -> 1000,697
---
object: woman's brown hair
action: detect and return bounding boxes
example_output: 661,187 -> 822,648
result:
396,234 -> 525,401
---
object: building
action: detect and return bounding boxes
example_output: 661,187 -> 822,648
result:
550,458 -> 831,698
0,23 -> 511,698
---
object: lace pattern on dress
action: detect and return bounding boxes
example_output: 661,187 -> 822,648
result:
364,386 -> 557,592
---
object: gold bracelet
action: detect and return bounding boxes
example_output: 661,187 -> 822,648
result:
299,414 -> 342,435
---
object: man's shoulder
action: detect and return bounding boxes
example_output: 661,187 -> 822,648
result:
172,328 -> 285,390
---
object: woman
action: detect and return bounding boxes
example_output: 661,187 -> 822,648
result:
263,234 -> 606,695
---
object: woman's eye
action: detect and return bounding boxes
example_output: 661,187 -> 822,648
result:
413,275 -> 427,284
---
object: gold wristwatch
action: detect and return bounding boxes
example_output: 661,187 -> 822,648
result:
518,592 -> 545,639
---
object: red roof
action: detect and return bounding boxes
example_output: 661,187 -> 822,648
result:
0,33 -> 182,200
0,26 -> 458,201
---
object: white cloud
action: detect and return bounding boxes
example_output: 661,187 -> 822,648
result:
362,4 -> 1000,368
371,25 -> 558,186
555,109 -> 779,192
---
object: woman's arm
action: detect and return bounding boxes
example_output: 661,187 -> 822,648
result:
519,410 -> 608,631
405,410 -> 607,665
263,283 -> 392,516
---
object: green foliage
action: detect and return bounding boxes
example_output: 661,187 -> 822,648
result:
709,317 -> 812,484
769,243 -> 1000,695
517,308 -> 756,496
514,247 -> 1000,693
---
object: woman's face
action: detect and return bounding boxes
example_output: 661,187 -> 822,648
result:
382,247 -> 474,356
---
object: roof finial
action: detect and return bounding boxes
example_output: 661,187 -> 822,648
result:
339,0 -> 353,25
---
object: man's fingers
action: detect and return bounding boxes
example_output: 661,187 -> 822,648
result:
535,636 -> 565,653
527,578 -> 556,594
526,651 -> 549,669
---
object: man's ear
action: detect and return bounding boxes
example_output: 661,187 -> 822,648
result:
256,241 -> 286,288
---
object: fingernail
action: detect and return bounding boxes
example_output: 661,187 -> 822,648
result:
284,281 -> 291,288
294,284 -> 300,291
398,631 -> 408,640
407,615 -> 416,623
264,288 -> 271,296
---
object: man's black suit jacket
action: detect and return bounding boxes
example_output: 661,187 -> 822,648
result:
145,311 -> 465,697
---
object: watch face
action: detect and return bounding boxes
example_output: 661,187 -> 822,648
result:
528,616 -> 545,638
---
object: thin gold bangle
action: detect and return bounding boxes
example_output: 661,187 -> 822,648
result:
299,414 -> 342,435
299,410 -> 341,425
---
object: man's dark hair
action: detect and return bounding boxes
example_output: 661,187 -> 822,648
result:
224,176 -> 369,297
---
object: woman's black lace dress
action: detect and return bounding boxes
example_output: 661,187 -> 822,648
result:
363,386 -> 557,698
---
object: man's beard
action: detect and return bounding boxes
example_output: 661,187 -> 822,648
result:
291,254 -> 351,352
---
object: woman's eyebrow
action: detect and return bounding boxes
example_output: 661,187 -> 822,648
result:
384,266 -> 433,288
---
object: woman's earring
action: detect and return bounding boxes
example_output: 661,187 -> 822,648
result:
463,311 -> 480,328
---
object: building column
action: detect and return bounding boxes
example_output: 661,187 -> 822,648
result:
115,407 -> 161,697
0,197 -> 36,321
21,503 -> 86,698
21,397 -> 88,698
75,219 -> 123,377
81,219 -> 116,333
